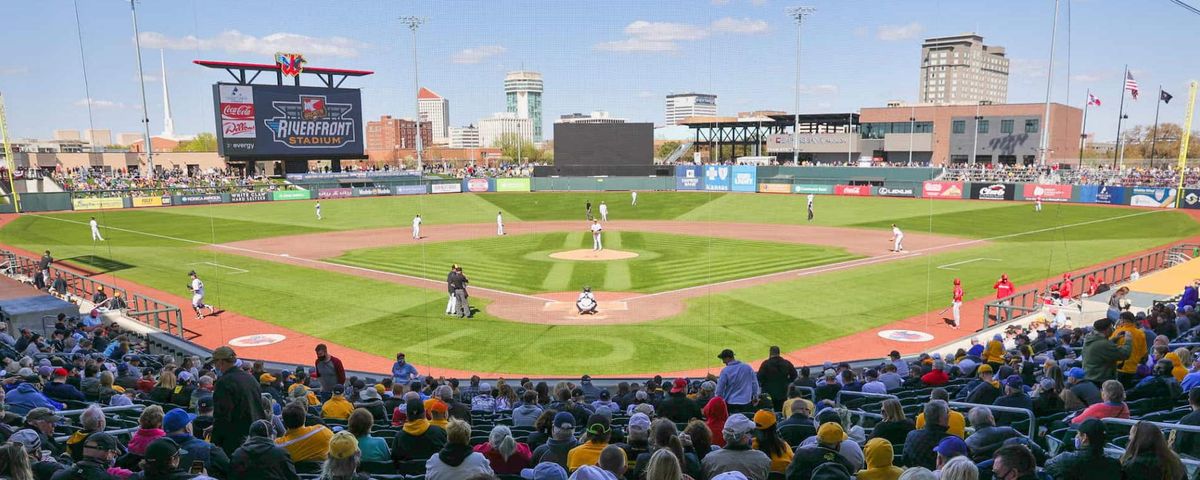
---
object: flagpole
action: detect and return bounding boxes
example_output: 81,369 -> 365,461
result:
1114,64 -> 1128,168
1150,85 -> 1163,169
1079,89 -> 1089,168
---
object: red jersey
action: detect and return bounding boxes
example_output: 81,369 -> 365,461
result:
953,285 -> 964,303
994,280 -> 1014,299
1087,274 -> 1100,296
1059,278 -> 1074,299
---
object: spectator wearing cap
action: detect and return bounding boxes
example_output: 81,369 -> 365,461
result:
337,408 -> 385,465
520,462 -> 567,480
426,399 -> 450,428
129,405 -> 166,456
751,410 -> 792,474
703,397 -> 730,448
814,369 -> 841,402
963,407 -> 1021,462
992,375 -> 1034,424
701,414 -> 770,480
24,408 -> 64,457
228,419 -> 297,480
10,428 -> 63,479
66,405 -> 106,461
211,346 -> 266,456
192,396 -> 215,437
7,380 -> 63,416
715,350 -> 760,415
857,437 -> 903,480
276,401 -> 333,463
1082,318 -> 1133,384
1112,313 -> 1148,387
1062,367 -> 1101,410
785,421 -> 853,480
189,376 -> 213,411
578,375 -> 602,403
658,379 -> 703,424
1044,418 -> 1119,480
320,384 -> 354,420
425,418 -> 492,480
617,412 -> 652,469
930,436 -> 967,477
530,411 -> 578,469
163,407 -> 230,477
625,390 -> 652,416
50,432 -> 121,480
471,382 -> 497,413
903,400 -> 953,470
259,373 -> 283,406
43,368 -> 84,403
131,437 -> 194,480
312,344 -> 345,397
567,414 -> 613,472
433,385 -> 472,426
316,431 -> 366,480
962,364 -> 1001,405
391,352 -> 419,387
392,397 -> 447,463
757,346 -> 797,412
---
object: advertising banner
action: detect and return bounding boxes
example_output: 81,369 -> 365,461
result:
393,185 -> 426,195
130,196 -> 168,208
758,183 -> 791,194
1129,187 -> 1177,208
72,197 -> 124,210
271,190 -> 311,201
675,165 -> 703,190
464,178 -> 491,193
431,183 -> 462,194
792,184 -> 834,194
285,171 -> 414,182
230,191 -> 270,203
731,165 -> 757,192
921,181 -> 965,199
1182,189 -> 1200,209
835,185 -> 871,196
495,178 -> 531,192
317,188 -> 353,199
877,186 -> 916,197
968,183 -> 1016,201
1022,184 -> 1073,202
177,194 -> 224,205
702,165 -> 732,191
352,186 -> 392,197
212,83 -> 364,157
1093,185 -> 1125,205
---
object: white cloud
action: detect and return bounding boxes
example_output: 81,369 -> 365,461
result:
876,22 -> 924,41
0,66 -> 28,76
594,38 -> 681,52
624,21 -> 708,42
74,98 -> 130,109
451,45 -> 507,64
139,30 -> 368,58
711,17 -> 769,35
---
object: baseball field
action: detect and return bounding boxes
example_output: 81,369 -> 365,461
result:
0,191 -> 1196,375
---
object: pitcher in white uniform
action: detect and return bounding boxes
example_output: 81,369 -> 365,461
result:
599,202 -> 609,222
891,224 -> 905,252
89,217 -> 104,241
496,211 -> 505,236
590,220 -> 603,251
412,214 -> 422,239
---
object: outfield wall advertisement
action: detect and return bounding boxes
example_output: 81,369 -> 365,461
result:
1076,185 -> 1126,205
431,183 -> 462,194
702,165 -> 731,191
271,190 -> 311,201
130,196 -> 171,208
876,186 -> 916,197
759,183 -> 791,193
177,194 -> 224,205
675,165 -> 702,190
353,186 -> 391,197
72,198 -> 124,210
1129,187 -> 1177,208
1023,184 -> 1072,202
793,184 -> 833,194
969,183 -> 1016,201
731,166 -> 757,192
230,192 -> 270,203
464,178 -> 492,192
495,178 -> 531,192
393,185 -> 426,195
835,185 -> 870,196
922,181 -> 964,199
317,188 -> 352,199
1182,189 -> 1200,209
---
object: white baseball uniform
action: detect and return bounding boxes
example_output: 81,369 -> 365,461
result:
191,277 -> 208,309
892,226 -> 904,252
497,213 -> 504,236
412,216 -> 422,239
631,191 -> 638,205
1035,197 -> 1042,212
315,202 -> 322,220
599,203 -> 609,222
591,223 -> 603,251
89,219 -> 104,241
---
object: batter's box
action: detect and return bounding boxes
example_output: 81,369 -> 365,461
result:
542,301 -> 629,312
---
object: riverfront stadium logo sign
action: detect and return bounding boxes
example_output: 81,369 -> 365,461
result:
264,95 -> 357,149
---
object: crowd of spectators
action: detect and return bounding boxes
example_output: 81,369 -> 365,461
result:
420,162 -> 539,179
1053,166 -> 1200,188
942,165 -> 1047,184
52,168 -> 283,197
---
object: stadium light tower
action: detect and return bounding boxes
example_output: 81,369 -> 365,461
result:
129,0 -> 155,177
786,6 -> 815,165
399,16 -> 426,176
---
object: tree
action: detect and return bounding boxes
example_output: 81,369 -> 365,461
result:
656,141 -> 681,160
175,133 -> 217,152
492,133 -> 545,162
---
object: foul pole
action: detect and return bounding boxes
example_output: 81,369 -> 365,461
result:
0,94 -> 21,213
1175,81 -> 1197,208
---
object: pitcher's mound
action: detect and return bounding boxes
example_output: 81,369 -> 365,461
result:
549,249 -> 639,261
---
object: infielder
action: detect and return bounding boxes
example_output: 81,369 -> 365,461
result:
315,201 -> 322,220
890,224 -> 905,252
590,220 -> 603,251
412,214 -> 422,239
631,191 -> 638,206
950,278 -> 963,329
188,270 -> 215,320
89,217 -> 104,242
1034,196 -> 1043,212
585,200 -> 593,221
496,211 -> 505,236
806,194 -> 814,222
599,201 -> 609,222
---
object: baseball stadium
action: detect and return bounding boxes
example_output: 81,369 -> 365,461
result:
4,2 -> 1200,479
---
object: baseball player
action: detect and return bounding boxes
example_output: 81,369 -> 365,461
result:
89,217 -> 104,242
950,278 -> 963,329
631,191 -> 638,206
496,211 -> 505,236
445,264 -> 458,315
188,270 -> 215,320
890,224 -> 904,252
806,194 -> 815,222
315,201 -> 322,220
585,200 -> 593,221
412,214 -> 422,239
590,220 -> 603,251
1035,196 -> 1043,212
599,201 -> 609,222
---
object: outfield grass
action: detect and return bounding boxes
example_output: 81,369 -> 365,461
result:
332,231 -> 859,294
0,193 -> 1196,375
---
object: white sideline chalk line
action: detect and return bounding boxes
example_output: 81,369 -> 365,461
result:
936,258 -> 1002,270
187,261 -> 249,274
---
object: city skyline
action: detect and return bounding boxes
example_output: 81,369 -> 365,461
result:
0,0 -> 1196,143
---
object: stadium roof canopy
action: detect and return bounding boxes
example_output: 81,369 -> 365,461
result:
194,60 -> 374,88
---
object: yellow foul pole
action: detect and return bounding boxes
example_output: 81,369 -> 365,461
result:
1177,81 -> 1197,208
0,93 -> 20,213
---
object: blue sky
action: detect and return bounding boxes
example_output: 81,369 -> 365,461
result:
1,0 -> 1197,142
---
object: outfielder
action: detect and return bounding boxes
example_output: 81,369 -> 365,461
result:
315,201 -> 322,220
188,270 -> 215,320
890,224 -> 904,252
590,220 -> 603,251
631,191 -> 638,206
1035,196 -> 1042,212
496,211 -> 505,236
412,214 -> 422,239
951,278 -> 963,329
89,217 -> 104,242
806,194 -> 814,222
599,201 -> 609,222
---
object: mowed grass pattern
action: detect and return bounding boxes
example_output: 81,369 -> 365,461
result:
331,231 -> 860,294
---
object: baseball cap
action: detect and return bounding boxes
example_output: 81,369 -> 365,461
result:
331,384 -> 345,395
976,364 -> 993,375
197,396 -> 214,410
37,366 -> 52,378
1005,375 -> 1024,389
178,371 -> 193,383
628,412 -> 651,432
1076,418 -> 1106,445
585,414 -> 611,436
671,378 -> 687,394
210,346 -> 236,362
933,436 -> 968,458
889,350 -> 901,359
9,429 -> 41,454
717,349 -> 735,359
634,390 -> 648,401
753,410 -> 777,430
553,412 -> 575,430
722,414 -> 756,436
142,437 -> 187,466
328,431 -> 359,460
83,432 -> 121,453
360,388 -> 382,402
162,408 -> 196,433
424,398 -> 447,414
25,408 -> 62,424
1064,367 -> 1082,380
817,422 -> 847,445
599,390 -> 610,400
521,461 -> 568,480
405,398 -> 425,418
259,373 -> 277,384
479,382 -> 492,392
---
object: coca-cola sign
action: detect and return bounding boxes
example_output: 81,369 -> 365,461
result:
222,120 -> 255,138
220,103 -> 254,120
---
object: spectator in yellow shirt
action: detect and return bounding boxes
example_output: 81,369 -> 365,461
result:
1113,313 -> 1147,387
567,414 -> 611,472
321,385 -> 354,420
277,401 -> 334,463
914,388 -> 966,438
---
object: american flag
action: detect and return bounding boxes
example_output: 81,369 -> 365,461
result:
1125,71 -> 1139,100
